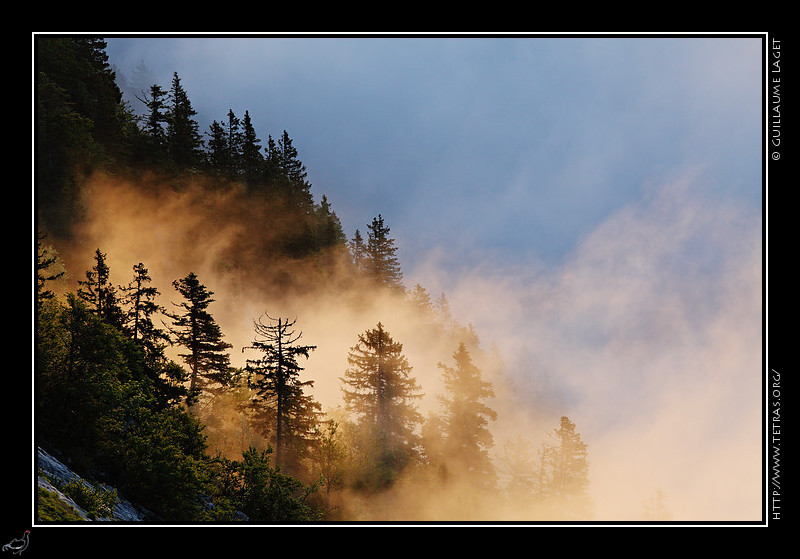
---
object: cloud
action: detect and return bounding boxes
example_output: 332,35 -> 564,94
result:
412,173 -> 762,520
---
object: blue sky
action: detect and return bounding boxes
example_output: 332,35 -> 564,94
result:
105,35 -> 762,277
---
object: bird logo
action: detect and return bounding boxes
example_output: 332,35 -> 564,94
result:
2,531 -> 29,555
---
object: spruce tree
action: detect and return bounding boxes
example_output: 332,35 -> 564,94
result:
243,314 -> 320,474
119,262 -> 171,364
436,342 -> 498,490
350,229 -> 367,272
205,119 -> 229,173
169,272 -> 232,405
140,83 -> 169,164
409,284 -> 434,315
542,416 -> 592,519
266,130 -> 314,212
315,195 -> 346,249
225,109 -> 243,176
36,232 -> 65,305
77,248 -> 124,329
166,72 -> 204,170
241,110 -> 263,192
365,214 -> 404,291
340,323 -> 422,489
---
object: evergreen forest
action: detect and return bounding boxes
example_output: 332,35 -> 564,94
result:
34,36 -> 613,524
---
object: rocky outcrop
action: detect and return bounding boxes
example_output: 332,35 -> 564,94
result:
37,447 -> 147,522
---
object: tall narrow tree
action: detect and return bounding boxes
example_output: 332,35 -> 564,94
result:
243,314 -> 320,474
436,342 -> 498,490
77,248 -> 124,329
119,263 -> 170,359
341,323 -> 422,489
205,119 -> 229,173
315,195 -> 346,250
170,273 -> 232,405
349,229 -> 367,272
365,215 -> 403,291
542,416 -> 592,519
140,83 -> 169,160
166,72 -> 203,170
36,232 -> 65,306
240,110 -> 263,192
225,109 -> 243,176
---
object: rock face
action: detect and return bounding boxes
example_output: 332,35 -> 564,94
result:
37,447 -> 146,522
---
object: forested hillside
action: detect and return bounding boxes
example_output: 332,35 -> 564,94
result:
34,37 -> 602,523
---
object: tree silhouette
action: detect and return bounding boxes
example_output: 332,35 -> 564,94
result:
169,273 -> 232,405
362,214 -> 404,292
77,248 -> 124,329
166,72 -> 203,169
243,314 -> 320,474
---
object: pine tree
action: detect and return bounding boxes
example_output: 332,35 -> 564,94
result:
542,416 -> 592,519
205,119 -> 229,173
349,229 -> 367,272
241,110 -> 263,192
243,314 -> 320,474
68,37 -> 126,163
77,248 -> 124,329
409,284 -> 434,315
119,262 -> 171,363
315,195 -> 346,249
36,232 -> 65,305
225,109 -> 243,176
340,323 -> 422,489
140,83 -> 169,161
169,273 -> 232,405
166,72 -> 204,170
436,342 -> 497,490
266,130 -> 314,212
365,214 -> 404,291
263,134 -> 281,186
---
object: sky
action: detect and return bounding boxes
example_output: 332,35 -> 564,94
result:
95,34 -> 764,521
104,34 -> 762,275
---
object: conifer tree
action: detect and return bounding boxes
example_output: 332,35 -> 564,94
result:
409,284 -> 434,315
36,232 -> 65,305
166,72 -> 204,170
365,215 -> 404,291
205,119 -> 229,173
265,130 -> 314,211
350,229 -> 367,272
243,314 -> 320,474
315,195 -> 346,249
341,323 -> 422,488
140,83 -> 169,157
226,109 -> 242,164
119,262 -> 171,362
541,416 -> 592,519
436,342 -> 497,490
54,37 -> 127,165
241,110 -> 263,192
263,134 -> 281,186
169,272 -> 232,405
77,248 -> 124,329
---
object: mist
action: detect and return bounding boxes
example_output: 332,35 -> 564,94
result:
45,162 -> 762,523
